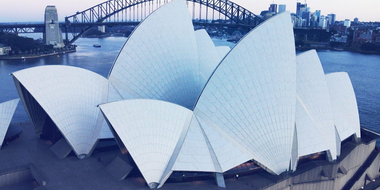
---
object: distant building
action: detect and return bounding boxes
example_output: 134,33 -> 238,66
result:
327,13 -> 336,26
291,13 -> 302,28
344,19 -> 351,27
44,6 -> 64,48
302,12 -> 311,27
268,4 -> 277,14
0,43 -> 11,56
319,15 -> 327,29
310,14 -> 318,28
315,10 -> 321,21
98,25 -> 106,33
278,4 -> 286,13
354,17 -> 359,24
296,2 -> 307,17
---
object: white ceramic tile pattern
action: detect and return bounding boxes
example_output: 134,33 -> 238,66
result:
12,66 -> 108,157
194,12 -> 297,175
195,29 -> 222,85
99,99 -> 193,185
172,116 -> 217,172
296,50 -> 337,159
108,0 -> 200,110
326,72 -> 361,140
216,46 -> 231,61
0,99 -> 19,147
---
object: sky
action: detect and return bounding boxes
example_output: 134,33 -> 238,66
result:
0,0 -> 379,22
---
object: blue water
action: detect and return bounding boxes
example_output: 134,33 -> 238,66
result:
1,35 -> 380,133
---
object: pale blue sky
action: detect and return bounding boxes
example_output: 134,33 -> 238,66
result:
0,0 -> 378,22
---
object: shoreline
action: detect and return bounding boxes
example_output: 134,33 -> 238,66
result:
296,46 -> 380,55
0,48 -> 76,60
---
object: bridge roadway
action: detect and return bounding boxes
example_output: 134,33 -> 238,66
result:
0,21 -> 254,34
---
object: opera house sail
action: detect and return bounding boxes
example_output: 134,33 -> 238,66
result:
12,66 -> 109,158
10,0 -> 362,189
0,99 -> 19,148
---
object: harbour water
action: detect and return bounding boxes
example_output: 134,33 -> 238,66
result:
0,34 -> 379,133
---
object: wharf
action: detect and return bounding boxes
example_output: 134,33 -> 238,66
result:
0,49 -> 76,60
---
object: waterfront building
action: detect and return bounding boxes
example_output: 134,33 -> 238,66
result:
11,0 -> 362,189
278,4 -> 286,13
0,43 -> 11,56
0,99 -> 19,148
44,6 -> 64,48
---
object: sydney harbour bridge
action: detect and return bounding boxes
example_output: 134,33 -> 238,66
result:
0,0 -> 264,45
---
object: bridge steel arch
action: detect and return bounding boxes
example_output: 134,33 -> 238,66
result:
64,0 -> 264,44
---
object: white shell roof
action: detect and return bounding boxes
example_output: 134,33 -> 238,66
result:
194,12 -> 297,175
12,65 -> 108,157
0,99 -> 19,148
326,72 -> 361,140
195,29 -> 222,85
108,0 -> 201,110
99,99 -> 193,186
295,50 -> 337,159
172,116 -> 219,173
216,46 -> 231,61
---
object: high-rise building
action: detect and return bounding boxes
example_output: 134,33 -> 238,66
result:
302,12 -> 311,27
319,15 -> 327,28
327,13 -> 336,26
310,14 -> 318,28
296,2 -> 307,17
315,10 -> 321,21
279,4 -> 286,13
269,4 -> 278,14
44,6 -> 64,48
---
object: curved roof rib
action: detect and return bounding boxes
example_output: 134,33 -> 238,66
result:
195,29 -> 223,86
99,99 -> 193,188
194,12 -> 297,175
326,72 -> 361,141
12,66 -> 108,158
108,0 -> 200,110
216,46 -> 231,61
0,99 -> 19,148
295,50 -> 338,160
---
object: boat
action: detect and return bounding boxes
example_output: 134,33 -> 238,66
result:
333,48 -> 344,51
93,44 -> 101,48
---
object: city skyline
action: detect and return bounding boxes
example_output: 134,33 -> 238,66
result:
0,0 -> 379,22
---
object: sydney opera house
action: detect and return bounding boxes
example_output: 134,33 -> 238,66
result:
2,0 -> 379,189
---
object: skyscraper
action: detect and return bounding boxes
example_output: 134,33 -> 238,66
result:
296,2 -> 307,17
269,4 -> 278,14
44,6 -> 64,48
279,4 -> 286,13
315,10 -> 321,20
319,15 -> 327,28
327,13 -> 336,26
